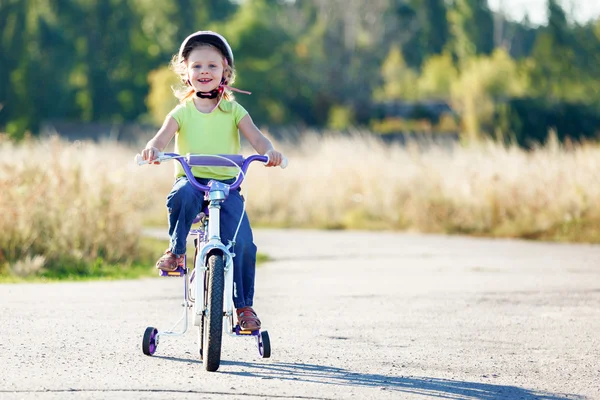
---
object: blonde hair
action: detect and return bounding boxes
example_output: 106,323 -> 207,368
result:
169,42 -> 237,109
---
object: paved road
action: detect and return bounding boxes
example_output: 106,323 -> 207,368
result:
1,229 -> 599,400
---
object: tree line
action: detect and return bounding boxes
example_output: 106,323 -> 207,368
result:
1,0 -> 600,145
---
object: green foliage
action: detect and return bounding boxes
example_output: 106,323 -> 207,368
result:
526,4 -> 600,106
327,105 -> 354,130
493,98 -> 600,147
418,52 -> 458,100
0,0 -> 600,147
220,0 -> 298,125
146,67 -> 180,126
377,45 -> 420,101
418,0 -> 450,56
447,0 -> 494,61
450,49 -> 528,141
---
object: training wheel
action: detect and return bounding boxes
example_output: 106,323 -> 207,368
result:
258,330 -> 271,358
142,326 -> 159,356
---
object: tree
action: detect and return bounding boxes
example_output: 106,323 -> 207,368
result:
292,0 -> 391,125
0,0 -> 28,136
417,0 -> 450,58
527,0 -> 582,102
418,52 -> 458,100
447,0 -> 495,61
219,0 -> 299,125
451,48 -> 527,141
377,45 -> 420,101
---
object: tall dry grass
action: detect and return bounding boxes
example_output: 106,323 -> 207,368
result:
0,136 -> 171,277
244,132 -> 600,241
2,132 -> 599,276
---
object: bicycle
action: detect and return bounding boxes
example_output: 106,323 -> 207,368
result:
135,151 -> 287,371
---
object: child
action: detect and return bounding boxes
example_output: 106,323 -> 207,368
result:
140,31 -> 285,331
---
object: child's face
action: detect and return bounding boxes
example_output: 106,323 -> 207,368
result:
186,46 -> 225,93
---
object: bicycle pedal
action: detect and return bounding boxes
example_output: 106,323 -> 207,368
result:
234,325 -> 259,335
159,267 -> 186,277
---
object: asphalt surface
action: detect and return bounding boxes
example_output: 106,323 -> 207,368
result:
1,229 -> 599,400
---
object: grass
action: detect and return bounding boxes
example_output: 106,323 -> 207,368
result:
0,236 -> 160,282
0,235 -> 271,283
2,131 -> 600,280
243,132 -> 600,244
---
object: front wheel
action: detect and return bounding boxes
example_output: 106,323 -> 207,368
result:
203,251 -> 225,372
197,313 -> 204,358
194,244 -> 205,358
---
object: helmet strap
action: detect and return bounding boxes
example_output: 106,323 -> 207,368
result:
196,88 -> 222,99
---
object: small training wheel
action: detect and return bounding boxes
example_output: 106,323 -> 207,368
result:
142,327 -> 158,356
258,330 -> 271,358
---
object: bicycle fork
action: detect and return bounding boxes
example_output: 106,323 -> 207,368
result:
194,187 -> 236,329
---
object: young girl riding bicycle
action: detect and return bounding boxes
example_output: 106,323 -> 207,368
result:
140,31 -> 285,332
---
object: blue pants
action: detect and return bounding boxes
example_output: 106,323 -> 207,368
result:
166,176 -> 257,309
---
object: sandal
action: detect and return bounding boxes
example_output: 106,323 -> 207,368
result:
236,306 -> 261,331
155,251 -> 184,272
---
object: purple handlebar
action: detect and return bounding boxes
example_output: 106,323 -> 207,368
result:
165,153 -> 267,192
186,154 -> 245,167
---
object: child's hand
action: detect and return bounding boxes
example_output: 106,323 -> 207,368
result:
141,147 -> 160,164
265,149 -> 284,167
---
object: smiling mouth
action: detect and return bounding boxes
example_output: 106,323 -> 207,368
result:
198,79 -> 212,84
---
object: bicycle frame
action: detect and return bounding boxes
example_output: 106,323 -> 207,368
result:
193,180 -> 236,329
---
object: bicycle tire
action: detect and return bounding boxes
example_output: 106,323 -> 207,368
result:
198,307 -> 205,358
203,250 -> 225,372
193,242 -> 204,358
198,254 -> 205,358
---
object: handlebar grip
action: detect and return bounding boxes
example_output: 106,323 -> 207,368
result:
134,152 -> 165,166
134,154 -> 146,165
265,154 -> 289,169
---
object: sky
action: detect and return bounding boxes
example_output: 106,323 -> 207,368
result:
487,0 -> 600,25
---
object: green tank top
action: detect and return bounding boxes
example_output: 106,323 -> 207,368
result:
169,99 -> 248,180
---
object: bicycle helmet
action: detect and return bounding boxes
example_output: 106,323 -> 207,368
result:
178,31 -> 234,68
